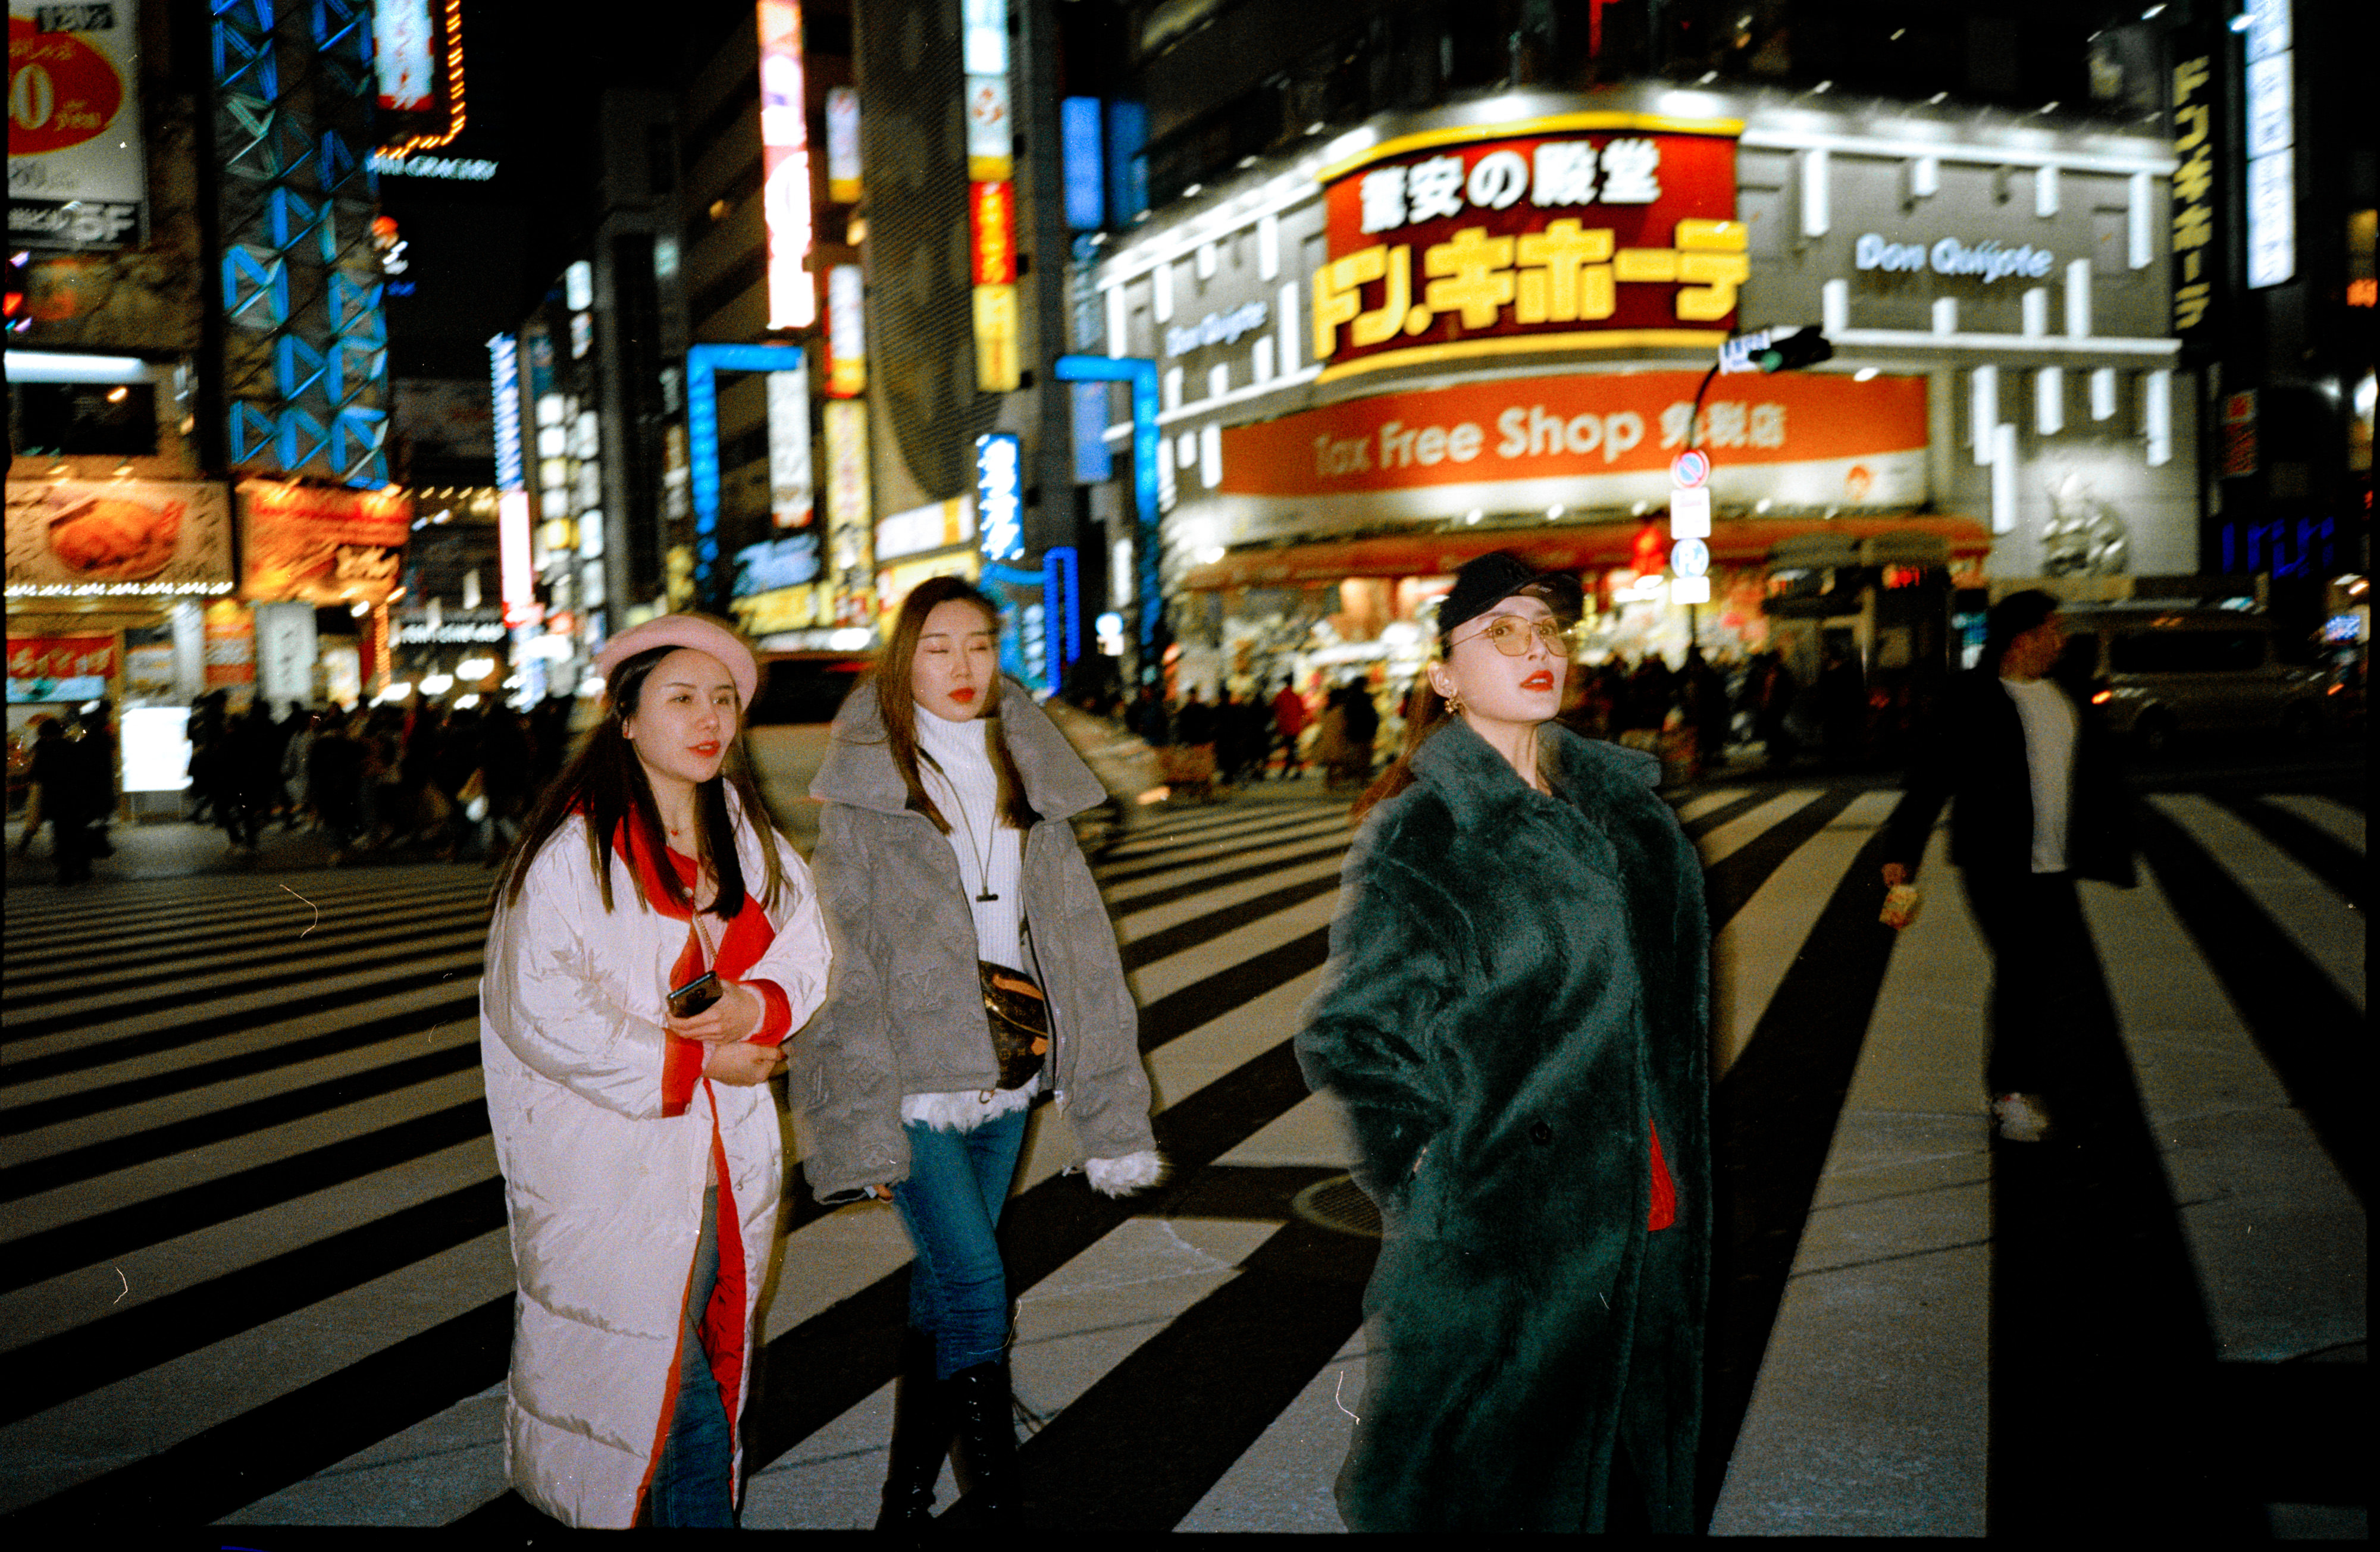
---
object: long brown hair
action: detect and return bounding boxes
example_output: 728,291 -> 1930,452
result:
1352,674 -> 1457,820
870,575 -> 1039,834
498,640 -> 790,916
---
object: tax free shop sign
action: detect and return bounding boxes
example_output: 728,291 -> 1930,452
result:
1208,369 -> 1928,544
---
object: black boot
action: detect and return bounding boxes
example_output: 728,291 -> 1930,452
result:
875,1329 -> 950,1529
945,1360 -> 1019,1522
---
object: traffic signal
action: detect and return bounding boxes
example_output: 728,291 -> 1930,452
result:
1756,325 -> 1833,373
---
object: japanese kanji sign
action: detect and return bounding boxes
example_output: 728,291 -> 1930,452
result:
2169,52 -> 2221,346
1313,113 -> 1743,382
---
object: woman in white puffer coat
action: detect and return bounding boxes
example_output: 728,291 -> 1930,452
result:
481,614 -> 829,1528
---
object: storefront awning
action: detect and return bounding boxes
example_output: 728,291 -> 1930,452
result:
1180,515 -> 1991,591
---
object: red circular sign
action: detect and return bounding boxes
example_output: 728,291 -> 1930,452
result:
9,16 -> 125,156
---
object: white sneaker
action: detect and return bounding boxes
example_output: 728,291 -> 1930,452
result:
1993,1093 -> 2052,1143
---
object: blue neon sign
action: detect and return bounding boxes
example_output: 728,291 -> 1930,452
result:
686,343 -> 806,596
1061,98 -> 1104,231
1054,355 -> 1161,661
975,432 -> 1023,563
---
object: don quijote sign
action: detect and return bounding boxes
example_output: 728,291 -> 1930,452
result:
1213,370 -> 1928,543
1854,233 -> 2056,284
1312,112 -> 1745,383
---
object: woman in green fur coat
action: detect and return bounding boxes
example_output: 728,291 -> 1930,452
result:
1295,551 -> 1710,1534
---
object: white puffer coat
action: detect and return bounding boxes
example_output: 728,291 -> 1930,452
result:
480,810 -> 830,1528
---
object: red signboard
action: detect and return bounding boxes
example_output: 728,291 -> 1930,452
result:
238,478 -> 412,604
7,635 -> 117,682
5,18 -> 125,155
1314,112 -> 1743,382
970,180 -> 1016,287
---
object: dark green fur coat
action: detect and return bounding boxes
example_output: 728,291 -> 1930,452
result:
1295,718 -> 1711,1533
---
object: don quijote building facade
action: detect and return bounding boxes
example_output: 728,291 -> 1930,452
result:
1088,84 -> 2188,695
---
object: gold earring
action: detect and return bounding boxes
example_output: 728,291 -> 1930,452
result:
1441,682 -> 1463,715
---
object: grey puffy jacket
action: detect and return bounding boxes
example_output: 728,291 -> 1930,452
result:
796,678 -> 1159,1203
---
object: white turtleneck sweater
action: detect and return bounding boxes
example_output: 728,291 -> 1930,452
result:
906,705 -> 1035,1131
912,705 -> 1027,970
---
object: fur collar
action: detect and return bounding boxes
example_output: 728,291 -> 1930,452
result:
810,675 -> 1107,822
1407,715 -> 1659,830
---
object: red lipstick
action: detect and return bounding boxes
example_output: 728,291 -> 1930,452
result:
951,687 -> 978,703
1522,670 -> 1555,691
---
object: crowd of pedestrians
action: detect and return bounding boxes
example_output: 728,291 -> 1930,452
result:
1089,639 -> 1857,805
179,688 -> 575,867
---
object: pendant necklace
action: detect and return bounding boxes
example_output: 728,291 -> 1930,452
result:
945,777 -> 1001,902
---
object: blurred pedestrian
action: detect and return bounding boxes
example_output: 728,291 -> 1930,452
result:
23,719 -> 96,882
1270,679 -> 1311,778
1817,644 -> 1865,771
482,614 -> 830,1528
1297,551 -> 1708,1532
309,708 -> 367,862
1880,591 -> 2137,1145
1684,647 -> 1728,771
798,577 -> 1162,1526
1750,651 -> 1800,771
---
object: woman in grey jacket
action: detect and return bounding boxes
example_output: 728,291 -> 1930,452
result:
800,576 -> 1162,1526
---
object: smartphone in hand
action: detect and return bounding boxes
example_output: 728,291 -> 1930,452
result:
668,970 -> 723,1019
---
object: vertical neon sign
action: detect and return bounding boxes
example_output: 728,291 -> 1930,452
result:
757,1 -> 816,329
964,0 -> 1019,391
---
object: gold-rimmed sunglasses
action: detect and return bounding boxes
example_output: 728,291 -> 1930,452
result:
1449,615 -> 1584,657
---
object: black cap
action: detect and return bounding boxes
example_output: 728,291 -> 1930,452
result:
1437,550 -> 1584,639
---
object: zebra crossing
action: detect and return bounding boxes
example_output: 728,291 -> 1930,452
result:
0,776 -> 2365,1533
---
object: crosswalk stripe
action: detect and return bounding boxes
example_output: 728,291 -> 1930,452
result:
2154,795 -> 2364,1010
1,984 -> 480,1118
2206,793 -> 2367,913
1,874 -> 490,957
0,1138 -> 497,1355
0,776 -> 2359,1531
2262,793 -> 2365,854
1711,792 -> 1901,1078
2082,868 -> 2367,1365
2132,804 -> 2369,1205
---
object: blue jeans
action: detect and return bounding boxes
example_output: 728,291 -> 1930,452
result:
650,1187 -> 736,1528
892,1107 -> 1030,1379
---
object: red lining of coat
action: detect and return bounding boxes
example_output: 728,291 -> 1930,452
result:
607,814 -> 772,1517
1647,1120 -> 1677,1232
609,816 -> 794,1116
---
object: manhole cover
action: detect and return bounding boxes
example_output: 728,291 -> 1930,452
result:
1292,1173 -> 1383,1239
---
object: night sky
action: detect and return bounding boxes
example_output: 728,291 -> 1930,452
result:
377,1 -> 754,381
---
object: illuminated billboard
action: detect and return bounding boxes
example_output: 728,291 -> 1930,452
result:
1313,112 -> 1743,383
757,1 -> 816,330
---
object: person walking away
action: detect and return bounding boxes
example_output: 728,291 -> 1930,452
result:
1878,590 -> 2135,1143
1817,644 -> 1866,771
1270,679 -> 1311,778
1126,682 -> 1169,747
308,709 -> 368,863
477,702 -> 535,866
278,704 -> 317,831
1751,652 -> 1800,770
1337,678 -> 1381,786
800,578 -> 1162,1526
1297,551 -> 1709,1532
1684,647 -> 1728,772
24,719 -> 97,883
482,614 -> 831,1528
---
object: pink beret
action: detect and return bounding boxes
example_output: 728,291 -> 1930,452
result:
592,614 -> 760,709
